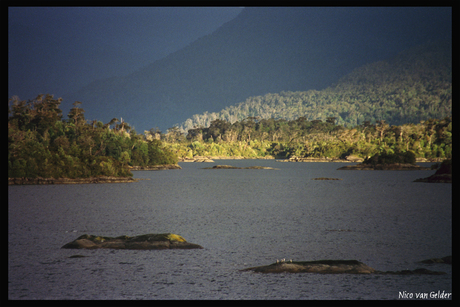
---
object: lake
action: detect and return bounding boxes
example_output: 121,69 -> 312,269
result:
8,160 -> 452,300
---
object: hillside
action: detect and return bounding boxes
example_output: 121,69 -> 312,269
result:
61,7 -> 451,132
178,40 -> 451,132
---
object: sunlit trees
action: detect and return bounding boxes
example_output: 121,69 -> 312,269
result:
164,113 -> 451,161
8,94 -> 63,134
178,41 -> 451,133
8,95 -> 179,179
165,126 -> 184,143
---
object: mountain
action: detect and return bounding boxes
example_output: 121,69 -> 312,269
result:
178,40 -> 452,131
61,7 -> 451,132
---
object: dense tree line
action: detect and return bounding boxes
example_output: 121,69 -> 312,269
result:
178,41 -> 451,132
8,95 -> 177,178
8,94 -> 451,180
8,41 -> 451,178
163,115 -> 452,160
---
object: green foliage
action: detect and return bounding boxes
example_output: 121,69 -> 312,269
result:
8,96 -> 179,179
147,140 -> 178,165
9,40 -> 452,179
8,94 -> 63,134
168,41 -> 452,162
178,41 -> 451,132
165,116 -> 452,161
433,159 -> 452,175
363,151 -> 416,166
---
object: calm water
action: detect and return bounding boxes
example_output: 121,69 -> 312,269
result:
8,160 -> 452,300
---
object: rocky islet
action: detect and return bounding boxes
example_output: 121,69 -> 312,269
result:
202,165 -> 277,170
62,233 -> 203,250
241,258 -> 451,275
414,159 -> 452,183
62,234 -> 450,276
337,163 -> 431,171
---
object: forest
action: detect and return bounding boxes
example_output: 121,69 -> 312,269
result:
8,41 -> 452,179
161,41 -> 451,162
178,41 -> 451,132
8,94 -> 451,180
161,115 -> 452,161
8,94 -> 177,178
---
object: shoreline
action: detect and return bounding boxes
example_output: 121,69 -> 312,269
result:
129,164 -> 181,170
337,163 -> 431,171
277,157 -> 355,163
8,176 -> 140,185
179,156 -> 446,163
8,164 -> 182,185
179,156 -> 274,162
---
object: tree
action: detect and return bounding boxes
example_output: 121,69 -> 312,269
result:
8,94 -> 63,134
326,117 -> 337,125
147,140 -> 178,165
30,94 -> 63,134
423,118 -> 437,147
165,126 -> 183,143
375,120 -> 389,144
119,151 -> 131,165
105,118 -> 119,129
67,101 -> 86,126
9,94 -> 184,180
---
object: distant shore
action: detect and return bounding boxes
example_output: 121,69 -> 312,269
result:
337,163 -> 431,171
8,176 -> 140,185
129,164 -> 181,170
8,164 -> 182,185
179,156 -> 274,162
179,156 -> 445,163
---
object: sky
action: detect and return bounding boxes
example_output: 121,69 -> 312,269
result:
8,6 -> 452,132
8,6 -> 244,100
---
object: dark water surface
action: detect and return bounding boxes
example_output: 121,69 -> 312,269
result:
8,160 -> 451,300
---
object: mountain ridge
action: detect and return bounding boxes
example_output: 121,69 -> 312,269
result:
61,7 -> 451,132
177,40 -> 451,132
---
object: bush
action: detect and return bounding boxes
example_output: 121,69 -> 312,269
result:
435,159 -> 451,175
363,151 -> 416,165
147,140 -> 178,165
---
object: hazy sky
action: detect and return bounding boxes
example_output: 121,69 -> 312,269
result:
8,6 -> 244,100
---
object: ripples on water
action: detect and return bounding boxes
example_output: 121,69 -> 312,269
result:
8,161 -> 451,299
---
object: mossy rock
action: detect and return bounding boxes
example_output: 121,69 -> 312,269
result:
62,233 -> 202,250
241,259 -> 446,275
123,233 -> 186,243
241,259 -> 375,274
419,255 -> 452,264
